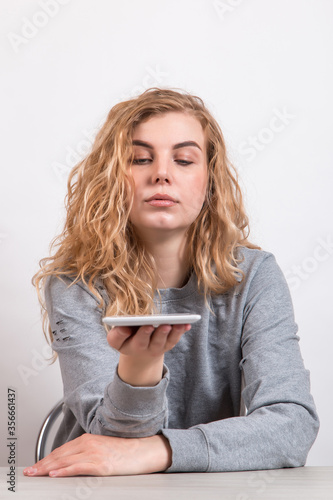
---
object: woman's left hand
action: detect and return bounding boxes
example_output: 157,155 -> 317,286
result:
23,433 -> 172,477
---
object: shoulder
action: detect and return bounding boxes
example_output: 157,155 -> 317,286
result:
44,274 -> 108,312
234,246 -> 291,301
45,274 -> 97,299
235,246 -> 277,274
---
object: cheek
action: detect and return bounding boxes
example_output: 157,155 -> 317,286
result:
192,172 -> 208,200
184,174 -> 208,213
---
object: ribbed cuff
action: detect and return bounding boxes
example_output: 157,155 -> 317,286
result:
161,427 -> 210,472
106,364 -> 169,416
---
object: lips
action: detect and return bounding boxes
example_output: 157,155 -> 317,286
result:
145,193 -> 178,207
146,193 -> 177,202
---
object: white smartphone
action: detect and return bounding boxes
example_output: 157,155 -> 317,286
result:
102,314 -> 201,328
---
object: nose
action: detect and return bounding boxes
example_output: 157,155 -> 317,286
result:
151,155 -> 172,184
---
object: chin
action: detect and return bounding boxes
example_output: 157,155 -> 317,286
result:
133,222 -> 185,236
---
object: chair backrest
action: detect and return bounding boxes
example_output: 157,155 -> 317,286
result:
35,400 -> 64,463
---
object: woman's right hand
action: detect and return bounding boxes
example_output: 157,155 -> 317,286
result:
106,323 -> 191,387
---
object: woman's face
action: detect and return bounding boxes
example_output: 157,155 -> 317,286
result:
128,112 -> 208,239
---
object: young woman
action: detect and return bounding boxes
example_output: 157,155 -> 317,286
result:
25,88 -> 319,477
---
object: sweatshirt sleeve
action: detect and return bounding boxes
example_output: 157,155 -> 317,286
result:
161,253 -> 319,472
45,275 -> 169,438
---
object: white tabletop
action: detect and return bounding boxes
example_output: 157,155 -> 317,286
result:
1,466 -> 332,500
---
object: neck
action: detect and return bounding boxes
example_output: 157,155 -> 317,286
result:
137,229 -> 190,289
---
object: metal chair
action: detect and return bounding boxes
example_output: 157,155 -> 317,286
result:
35,399 -> 64,462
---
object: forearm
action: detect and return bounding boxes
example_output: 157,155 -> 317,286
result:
139,434 -> 172,473
108,323 -> 190,388
88,365 -> 169,438
118,353 -> 165,387
162,401 -> 319,473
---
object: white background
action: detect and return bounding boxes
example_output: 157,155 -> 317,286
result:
1,0 -> 332,469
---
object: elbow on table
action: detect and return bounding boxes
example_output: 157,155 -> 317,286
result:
280,407 -> 320,468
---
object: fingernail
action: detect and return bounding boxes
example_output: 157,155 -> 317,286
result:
24,467 -> 37,475
49,470 -> 58,477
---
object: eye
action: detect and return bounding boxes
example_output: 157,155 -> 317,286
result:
132,158 -> 152,165
175,159 -> 193,166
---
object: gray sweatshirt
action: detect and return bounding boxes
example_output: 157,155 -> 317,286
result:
46,247 -> 319,472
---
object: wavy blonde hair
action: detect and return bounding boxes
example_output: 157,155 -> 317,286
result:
33,87 -> 260,348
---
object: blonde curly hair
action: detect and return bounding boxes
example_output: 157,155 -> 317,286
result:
33,87 -> 260,347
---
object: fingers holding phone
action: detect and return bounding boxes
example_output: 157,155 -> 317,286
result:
106,322 -> 192,357
105,314 -> 200,356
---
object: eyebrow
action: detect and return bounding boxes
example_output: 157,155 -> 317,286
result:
132,140 -> 202,151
